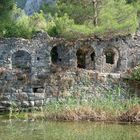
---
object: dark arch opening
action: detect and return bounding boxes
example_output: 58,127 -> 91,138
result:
76,49 -> 86,69
12,50 -> 31,71
51,46 -> 58,64
76,46 -> 95,70
91,52 -> 95,61
105,49 -> 115,64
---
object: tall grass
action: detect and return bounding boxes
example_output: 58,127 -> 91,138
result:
38,87 -> 140,121
6,86 -> 140,121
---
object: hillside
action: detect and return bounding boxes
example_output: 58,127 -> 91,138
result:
0,0 -> 140,39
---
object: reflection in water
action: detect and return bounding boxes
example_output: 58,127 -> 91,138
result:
0,120 -> 140,140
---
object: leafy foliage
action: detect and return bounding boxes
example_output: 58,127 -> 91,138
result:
43,0 -> 139,39
0,0 -> 14,13
0,5 -> 48,38
98,0 -> 138,36
0,0 -> 139,39
131,66 -> 140,81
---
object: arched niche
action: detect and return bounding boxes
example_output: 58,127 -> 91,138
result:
76,46 -> 95,70
105,49 -> 115,64
51,46 -> 63,65
103,48 -> 119,72
51,46 -> 59,64
12,50 -> 31,71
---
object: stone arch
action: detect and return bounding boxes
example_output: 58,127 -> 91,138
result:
50,46 -> 63,65
51,46 -> 59,64
105,49 -> 115,64
12,50 -> 31,71
103,47 -> 119,72
91,51 -> 95,62
76,45 -> 95,70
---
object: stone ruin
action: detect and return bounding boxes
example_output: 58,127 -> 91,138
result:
0,31 -> 140,111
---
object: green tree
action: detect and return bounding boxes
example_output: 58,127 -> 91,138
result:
0,0 -> 14,17
98,0 -> 138,35
42,0 -> 95,24
126,0 -> 138,4
0,0 -> 15,37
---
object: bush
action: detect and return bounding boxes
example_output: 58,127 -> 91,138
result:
46,14 -> 75,38
0,5 -> 34,38
3,16 -> 33,38
30,11 -> 48,32
131,66 -> 140,81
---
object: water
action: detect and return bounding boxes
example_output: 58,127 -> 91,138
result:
0,119 -> 140,140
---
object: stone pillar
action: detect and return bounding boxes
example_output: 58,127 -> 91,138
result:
95,48 -> 103,72
69,47 -> 77,68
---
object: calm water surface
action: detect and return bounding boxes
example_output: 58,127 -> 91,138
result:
0,119 -> 140,140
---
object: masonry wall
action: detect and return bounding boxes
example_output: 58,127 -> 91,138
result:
0,32 -> 140,111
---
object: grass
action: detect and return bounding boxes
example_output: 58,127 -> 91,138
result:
41,95 -> 140,122
6,87 -> 140,122
0,84 -> 138,122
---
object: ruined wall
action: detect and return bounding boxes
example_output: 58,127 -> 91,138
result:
0,67 -> 126,111
0,31 -> 140,111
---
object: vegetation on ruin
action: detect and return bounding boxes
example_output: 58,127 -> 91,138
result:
0,0 -> 140,39
124,65 -> 140,81
131,65 -> 140,81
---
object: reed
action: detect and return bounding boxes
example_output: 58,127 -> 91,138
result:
6,87 -> 140,122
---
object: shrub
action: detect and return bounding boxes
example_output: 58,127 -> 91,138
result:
30,11 -> 48,32
46,14 -> 75,38
0,5 -> 34,38
131,66 -> 140,81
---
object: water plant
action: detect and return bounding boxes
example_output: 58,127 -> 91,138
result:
20,86 -> 140,122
